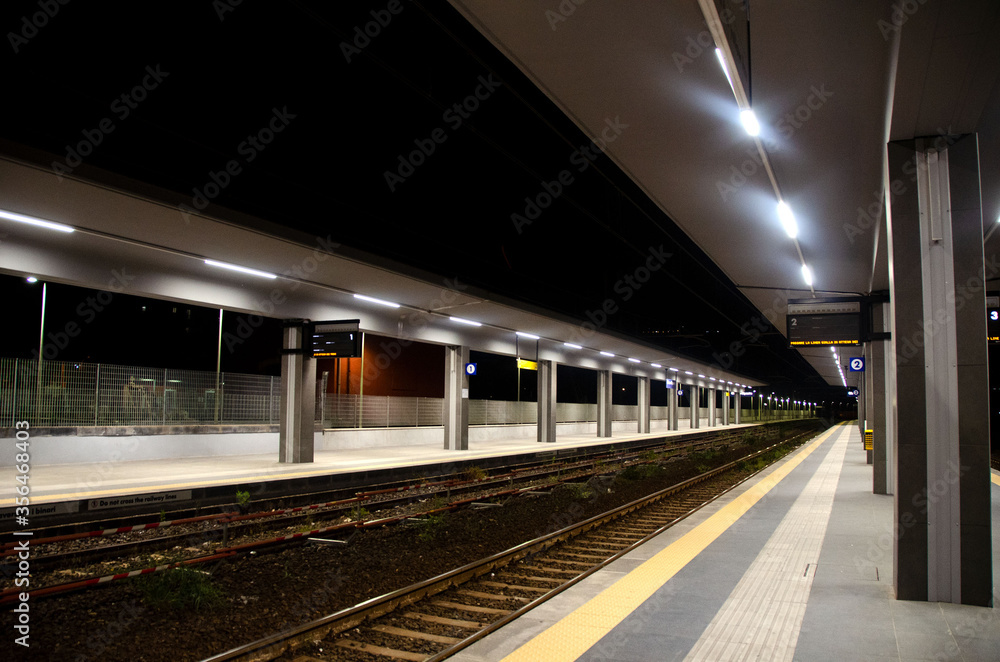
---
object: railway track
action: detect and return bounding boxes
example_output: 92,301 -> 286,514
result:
201,435 -> 810,662
3,427 -> 786,585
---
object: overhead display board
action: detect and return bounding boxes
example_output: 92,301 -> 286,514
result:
310,319 -> 361,358
786,300 -> 861,347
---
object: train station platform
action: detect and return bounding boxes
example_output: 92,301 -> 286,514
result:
0,422 -> 764,527
451,423 -> 1000,662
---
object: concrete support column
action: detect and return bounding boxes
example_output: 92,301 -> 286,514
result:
537,360 -> 557,443
864,343 -> 875,465
689,384 -> 700,429
597,370 -> 613,437
735,393 -> 741,424
707,388 -> 717,427
667,381 -> 678,431
722,391 -> 730,426
887,135 -> 992,606
637,376 -> 650,434
443,345 -> 469,450
870,303 -> 891,494
279,322 -> 315,463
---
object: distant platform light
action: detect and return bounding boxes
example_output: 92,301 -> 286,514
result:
697,374 -> 706,378
777,201 -> 798,238
516,331 -> 540,340
353,293 -> 399,308
0,209 -> 75,233
564,342 -> 583,349
450,316 -> 481,327
205,259 -> 276,279
650,363 -> 662,368
669,367 -> 679,372
801,264 -> 814,286
684,370 -> 694,375
628,357 -> 641,363
600,351 -> 615,357
740,109 -> 761,136
26,276 -> 38,283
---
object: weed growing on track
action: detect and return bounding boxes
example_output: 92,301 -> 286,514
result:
139,568 -> 224,611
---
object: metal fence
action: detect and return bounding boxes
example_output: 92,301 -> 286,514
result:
0,358 -> 279,427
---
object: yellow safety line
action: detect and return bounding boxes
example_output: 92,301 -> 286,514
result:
500,423 -> 847,662
991,473 -> 1000,487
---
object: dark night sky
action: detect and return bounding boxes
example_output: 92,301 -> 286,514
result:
1,0 -> 847,401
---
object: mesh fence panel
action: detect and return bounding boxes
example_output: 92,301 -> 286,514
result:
556,402 -> 596,423
612,404 -> 638,421
0,358 -> 280,427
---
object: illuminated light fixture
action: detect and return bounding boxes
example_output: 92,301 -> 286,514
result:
205,259 -> 276,279
564,342 -> 582,349
0,209 -> 75,233
516,331 -> 540,340
353,293 -> 399,308
668,367 -> 679,372
600,351 -> 615,357
650,363 -> 662,368
777,201 -> 798,238
698,374 -> 706,378
628,357 -> 641,364
727,380 -> 733,384
684,370 -> 694,375
829,346 -> 836,353
26,276 -> 38,283
450,316 -> 481,327
710,377 -> 716,381
801,264 -> 814,287
740,109 -> 761,136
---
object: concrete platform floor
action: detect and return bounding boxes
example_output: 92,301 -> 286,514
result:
450,424 -> 1000,662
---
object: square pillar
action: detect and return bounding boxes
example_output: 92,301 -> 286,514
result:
597,370 -> 612,437
444,345 -> 469,450
734,392 -> 741,424
864,343 -> 875,465
537,360 -> 557,443
667,380 -> 678,431
689,384 -> 700,429
871,303 -> 891,494
722,391 -> 730,426
886,134 -> 992,606
279,322 -> 315,464
707,388 -> 717,427
637,376 -> 650,434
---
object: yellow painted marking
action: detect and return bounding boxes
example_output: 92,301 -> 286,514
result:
500,424 -> 846,662
991,473 -> 1000,487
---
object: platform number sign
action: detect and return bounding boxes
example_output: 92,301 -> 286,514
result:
465,363 -> 477,376
849,357 -> 865,372
848,388 -> 860,397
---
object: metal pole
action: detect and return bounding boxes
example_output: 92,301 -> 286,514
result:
94,363 -> 100,426
357,332 -> 365,429
215,308 -> 223,423
36,282 -> 46,420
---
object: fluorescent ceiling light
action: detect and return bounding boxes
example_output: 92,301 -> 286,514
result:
600,351 -> 615,357
740,109 -> 761,136
777,201 -> 798,238
563,342 -> 582,349
830,346 -> 836,353
628,357 -> 641,363
801,264 -> 813,287
698,374 -> 706,378
516,331 -> 540,340
450,316 -> 481,327
710,377 -> 716,381
353,293 -> 399,308
669,367 -> 679,372
26,276 -> 38,283
650,363 -> 662,368
684,370 -> 693,375
714,48 -> 736,96
204,259 -> 277,279
0,209 -> 75,233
